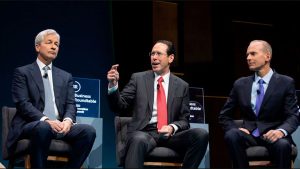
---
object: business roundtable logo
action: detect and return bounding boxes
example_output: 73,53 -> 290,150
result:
73,81 -> 81,93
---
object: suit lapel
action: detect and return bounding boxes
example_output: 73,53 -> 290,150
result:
245,76 -> 255,114
167,74 -> 176,121
52,66 -> 60,107
30,62 -> 45,102
145,71 -> 154,113
261,73 -> 277,107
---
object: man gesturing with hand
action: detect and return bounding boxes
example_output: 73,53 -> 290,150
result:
107,40 -> 208,168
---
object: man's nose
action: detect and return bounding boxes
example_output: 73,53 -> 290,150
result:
51,44 -> 57,50
246,54 -> 251,60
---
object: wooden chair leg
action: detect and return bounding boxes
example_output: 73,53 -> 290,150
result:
144,161 -> 182,167
8,155 -> 75,169
47,156 -> 69,162
249,160 -> 272,167
24,155 -> 31,169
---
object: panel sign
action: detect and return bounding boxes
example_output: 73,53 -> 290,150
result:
296,90 -> 300,124
189,87 -> 205,123
73,77 -> 100,118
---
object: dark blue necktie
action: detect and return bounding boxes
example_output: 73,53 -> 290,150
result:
252,79 -> 264,137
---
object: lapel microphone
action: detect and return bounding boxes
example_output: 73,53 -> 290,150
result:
157,84 -> 160,90
43,72 -> 48,78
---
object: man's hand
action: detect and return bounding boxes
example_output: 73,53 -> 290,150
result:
263,130 -> 284,143
107,64 -> 119,88
45,119 -> 63,133
59,120 -> 72,135
158,125 -> 174,137
239,127 -> 250,134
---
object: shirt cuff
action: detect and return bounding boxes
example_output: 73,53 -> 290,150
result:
169,124 -> 179,135
277,128 -> 288,137
108,83 -> 118,94
40,116 -> 49,121
63,118 -> 75,125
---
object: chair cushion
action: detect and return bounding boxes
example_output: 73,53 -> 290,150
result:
14,139 -> 72,158
48,139 -> 72,156
146,147 -> 183,162
13,139 -> 31,158
246,145 -> 298,161
246,146 -> 270,161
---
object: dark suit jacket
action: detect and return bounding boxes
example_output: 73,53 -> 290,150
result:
219,72 -> 299,137
108,70 -> 190,133
7,62 -> 76,156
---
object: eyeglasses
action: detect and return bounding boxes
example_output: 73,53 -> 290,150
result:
149,51 -> 168,57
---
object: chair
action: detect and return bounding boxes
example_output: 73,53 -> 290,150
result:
114,116 -> 183,167
234,120 -> 298,168
1,106 -> 73,169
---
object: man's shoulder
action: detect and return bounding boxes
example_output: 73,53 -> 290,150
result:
273,72 -> 294,82
236,75 -> 252,81
233,75 -> 253,85
132,70 -> 153,77
53,66 -> 72,76
15,62 -> 36,72
170,73 -> 188,86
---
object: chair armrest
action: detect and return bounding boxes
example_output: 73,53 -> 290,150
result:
2,106 -> 17,160
234,119 -> 243,128
114,116 -> 132,166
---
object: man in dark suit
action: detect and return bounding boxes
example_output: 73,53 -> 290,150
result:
8,29 -> 96,168
219,40 -> 299,168
107,40 -> 209,168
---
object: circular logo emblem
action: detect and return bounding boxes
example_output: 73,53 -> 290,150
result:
73,81 -> 81,93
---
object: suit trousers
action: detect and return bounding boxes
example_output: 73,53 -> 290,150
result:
224,128 -> 292,168
124,124 -> 209,168
20,121 -> 96,168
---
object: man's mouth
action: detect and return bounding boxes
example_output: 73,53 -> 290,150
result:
248,62 -> 254,66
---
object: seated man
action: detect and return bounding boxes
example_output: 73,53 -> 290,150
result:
107,40 -> 209,168
219,40 -> 299,168
8,29 -> 96,168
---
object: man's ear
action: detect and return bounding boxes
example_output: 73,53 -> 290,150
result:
35,44 -> 40,52
168,54 -> 174,64
265,51 -> 271,61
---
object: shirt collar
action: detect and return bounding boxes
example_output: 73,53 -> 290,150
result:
255,69 -> 273,85
36,58 -> 52,71
154,71 -> 170,84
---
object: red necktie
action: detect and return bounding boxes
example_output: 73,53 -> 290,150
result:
157,77 -> 168,130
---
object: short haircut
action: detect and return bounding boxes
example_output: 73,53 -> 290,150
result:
35,29 -> 60,46
155,40 -> 176,56
250,40 -> 272,57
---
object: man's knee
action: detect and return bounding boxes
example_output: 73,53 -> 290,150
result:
30,122 -> 53,141
128,132 -> 150,146
79,124 -> 96,141
274,139 -> 292,151
224,128 -> 241,143
189,128 -> 208,143
34,121 -> 52,134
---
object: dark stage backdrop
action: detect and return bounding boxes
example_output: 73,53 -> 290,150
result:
0,1 -> 116,167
